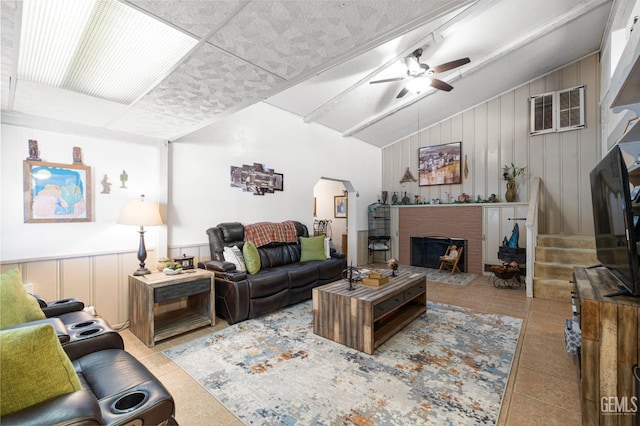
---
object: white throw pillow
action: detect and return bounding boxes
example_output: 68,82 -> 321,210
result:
324,237 -> 331,259
223,245 -> 247,272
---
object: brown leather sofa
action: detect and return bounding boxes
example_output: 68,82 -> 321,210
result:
200,221 -> 346,324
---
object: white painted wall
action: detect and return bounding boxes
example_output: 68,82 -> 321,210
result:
169,102 -> 381,262
1,123 -> 164,261
382,54 -> 600,236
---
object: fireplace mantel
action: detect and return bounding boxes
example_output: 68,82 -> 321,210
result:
390,203 -> 529,275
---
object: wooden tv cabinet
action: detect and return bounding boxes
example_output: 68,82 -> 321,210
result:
573,266 -> 639,425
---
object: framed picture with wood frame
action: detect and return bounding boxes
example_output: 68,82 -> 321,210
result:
334,195 -> 347,218
23,160 -> 92,223
418,142 -> 462,186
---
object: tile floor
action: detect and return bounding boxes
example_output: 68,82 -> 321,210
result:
121,272 -> 581,425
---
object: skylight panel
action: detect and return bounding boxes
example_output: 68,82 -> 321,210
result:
18,0 -> 198,104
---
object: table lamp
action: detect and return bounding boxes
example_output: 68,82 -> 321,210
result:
118,194 -> 162,275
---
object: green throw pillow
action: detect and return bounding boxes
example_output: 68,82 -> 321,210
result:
0,267 -> 46,328
300,236 -> 327,262
0,324 -> 82,416
243,241 -> 261,275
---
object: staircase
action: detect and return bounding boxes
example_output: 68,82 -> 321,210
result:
533,234 -> 598,301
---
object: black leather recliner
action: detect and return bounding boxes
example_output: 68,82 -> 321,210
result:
1,348 -> 176,425
31,295 -> 124,360
200,221 -> 346,324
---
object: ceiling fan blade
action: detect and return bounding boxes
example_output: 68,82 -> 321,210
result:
430,78 -> 453,92
432,57 -> 470,74
396,87 -> 409,98
370,77 -> 405,84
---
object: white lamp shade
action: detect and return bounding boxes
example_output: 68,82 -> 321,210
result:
117,199 -> 162,226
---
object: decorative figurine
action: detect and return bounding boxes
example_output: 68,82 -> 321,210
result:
387,258 -> 399,277
120,170 -> 128,188
440,245 -> 458,261
27,139 -> 40,161
346,262 -> 356,291
73,146 -> 83,164
100,174 -> 112,194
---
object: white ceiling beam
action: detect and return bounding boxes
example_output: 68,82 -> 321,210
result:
5,1 -> 23,111
170,1 -> 475,142
303,0 -> 491,125
342,0 -> 611,138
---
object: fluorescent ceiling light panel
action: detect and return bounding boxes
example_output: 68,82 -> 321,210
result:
18,0 -> 197,104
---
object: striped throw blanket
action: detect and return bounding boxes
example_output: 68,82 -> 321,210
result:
244,221 -> 298,247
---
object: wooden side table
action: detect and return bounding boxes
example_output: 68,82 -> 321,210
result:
128,269 -> 215,347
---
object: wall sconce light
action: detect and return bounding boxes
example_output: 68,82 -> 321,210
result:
117,194 -> 162,276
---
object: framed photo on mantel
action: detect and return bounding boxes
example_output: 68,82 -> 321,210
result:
418,142 -> 462,186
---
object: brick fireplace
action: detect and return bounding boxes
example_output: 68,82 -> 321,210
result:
398,205 -> 483,274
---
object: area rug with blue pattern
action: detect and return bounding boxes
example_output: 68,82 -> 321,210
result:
163,300 -> 521,425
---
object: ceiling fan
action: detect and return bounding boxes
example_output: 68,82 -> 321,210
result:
370,48 -> 470,98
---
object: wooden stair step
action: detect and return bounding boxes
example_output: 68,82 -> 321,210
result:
534,261 -> 578,281
532,277 -> 574,302
537,234 -> 596,249
535,246 -> 599,265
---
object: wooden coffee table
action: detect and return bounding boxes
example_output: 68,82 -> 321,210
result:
312,269 -> 426,354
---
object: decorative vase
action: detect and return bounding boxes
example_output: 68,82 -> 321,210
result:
402,192 -> 410,205
391,192 -> 398,204
381,191 -> 388,204
505,180 -> 517,202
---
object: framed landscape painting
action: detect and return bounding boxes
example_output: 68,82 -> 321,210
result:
418,142 -> 462,186
23,161 -> 92,223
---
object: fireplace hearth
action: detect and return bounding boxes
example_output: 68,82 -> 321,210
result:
411,236 -> 467,272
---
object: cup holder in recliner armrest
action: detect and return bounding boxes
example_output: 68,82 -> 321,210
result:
76,327 -> 103,338
111,391 -> 149,414
51,298 -> 74,305
71,320 -> 98,329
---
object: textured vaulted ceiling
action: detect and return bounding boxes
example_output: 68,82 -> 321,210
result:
1,0 -> 613,147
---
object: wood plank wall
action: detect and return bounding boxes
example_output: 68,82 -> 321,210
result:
382,54 -> 599,236
1,244 -> 211,327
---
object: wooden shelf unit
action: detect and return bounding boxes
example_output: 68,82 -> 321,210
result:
573,266 -> 640,425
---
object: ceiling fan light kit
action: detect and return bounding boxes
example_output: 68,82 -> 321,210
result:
371,47 -> 470,99
406,78 -> 430,95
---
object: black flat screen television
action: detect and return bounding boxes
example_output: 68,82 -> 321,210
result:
589,145 -> 640,296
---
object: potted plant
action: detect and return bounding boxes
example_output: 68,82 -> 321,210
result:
163,261 -> 183,275
502,163 -> 527,202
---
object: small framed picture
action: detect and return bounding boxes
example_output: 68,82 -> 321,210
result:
623,117 -> 639,135
334,195 -> 347,218
274,173 -> 284,191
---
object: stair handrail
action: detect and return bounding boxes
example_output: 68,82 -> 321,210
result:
525,176 -> 541,297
